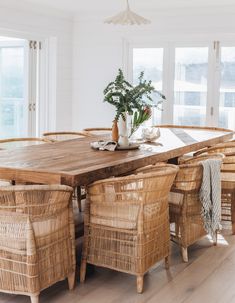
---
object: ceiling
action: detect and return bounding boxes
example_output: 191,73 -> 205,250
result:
18,0 -> 235,14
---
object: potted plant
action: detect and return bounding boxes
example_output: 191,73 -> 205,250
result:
104,69 -> 165,146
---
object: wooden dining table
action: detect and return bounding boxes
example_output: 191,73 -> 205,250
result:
0,125 -> 233,186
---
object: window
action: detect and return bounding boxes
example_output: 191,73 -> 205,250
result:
0,41 -> 26,138
0,37 -> 41,139
133,48 -> 163,125
132,42 -> 235,130
174,47 -> 208,126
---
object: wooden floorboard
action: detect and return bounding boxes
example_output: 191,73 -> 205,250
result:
1,231 -> 235,303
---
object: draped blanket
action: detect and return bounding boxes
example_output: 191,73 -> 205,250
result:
199,159 -> 222,242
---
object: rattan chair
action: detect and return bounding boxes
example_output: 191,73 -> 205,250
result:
183,150 -> 235,233
83,128 -> 112,136
169,162 -> 209,262
80,164 -> 178,293
0,185 -> 75,303
194,141 -> 235,157
43,131 -> 90,141
42,131 -> 90,212
0,137 -> 50,149
133,160 -> 219,263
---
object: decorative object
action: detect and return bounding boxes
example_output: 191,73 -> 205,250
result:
142,127 -> 161,142
104,69 -> 165,146
112,120 -> 119,142
104,0 -> 151,26
118,112 -> 129,147
90,140 -> 117,151
90,140 -> 139,151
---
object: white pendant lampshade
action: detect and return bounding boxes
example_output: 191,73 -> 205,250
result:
104,0 -> 151,26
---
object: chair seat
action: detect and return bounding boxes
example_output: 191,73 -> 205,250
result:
90,203 -> 140,230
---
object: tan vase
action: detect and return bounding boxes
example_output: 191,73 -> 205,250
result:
112,119 -> 119,142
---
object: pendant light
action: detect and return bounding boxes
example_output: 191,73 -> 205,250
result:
104,0 -> 151,26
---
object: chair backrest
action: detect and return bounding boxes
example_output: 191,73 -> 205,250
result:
179,153 -> 224,165
0,185 -> 73,218
173,163 -> 203,192
88,164 -> 179,203
0,138 -> 50,149
83,128 -> 112,136
87,164 -> 178,230
43,131 -> 90,141
134,162 -> 203,192
221,152 -> 235,172
194,142 -> 235,156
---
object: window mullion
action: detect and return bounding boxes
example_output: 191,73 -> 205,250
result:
207,41 -> 221,126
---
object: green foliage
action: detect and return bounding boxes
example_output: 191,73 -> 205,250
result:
104,69 -> 165,122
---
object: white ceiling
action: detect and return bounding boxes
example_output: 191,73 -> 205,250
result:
18,0 -> 235,14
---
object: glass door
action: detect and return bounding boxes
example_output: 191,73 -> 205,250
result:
173,47 -> 209,126
0,36 -> 41,139
0,38 -> 28,138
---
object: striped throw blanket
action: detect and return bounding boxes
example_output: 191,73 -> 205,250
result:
199,159 -> 222,242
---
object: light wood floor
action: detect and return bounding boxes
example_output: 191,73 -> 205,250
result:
1,229 -> 235,303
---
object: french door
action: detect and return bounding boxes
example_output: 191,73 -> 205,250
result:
131,42 -> 235,130
0,37 -> 41,139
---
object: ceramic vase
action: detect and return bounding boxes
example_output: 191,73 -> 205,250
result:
118,113 -> 129,148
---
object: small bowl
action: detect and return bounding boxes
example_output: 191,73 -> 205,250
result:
142,127 -> 161,142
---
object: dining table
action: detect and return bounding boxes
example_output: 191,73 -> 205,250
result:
0,125 -> 233,186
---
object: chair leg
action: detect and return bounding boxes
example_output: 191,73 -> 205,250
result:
213,231 -> 218,246
175,223 -> 180,237
165,256 -> 170,269
30,295 -> 39,303
77,186 -> 82,212
80,259 -> 87,283
231,190 -> 235,234
68,271 -> 76,290
136,275 -> 144,294
181,247 -> 188,263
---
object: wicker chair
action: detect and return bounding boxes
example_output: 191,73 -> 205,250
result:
83,128 -> 112,136
43,131 -> 90,141
43,131 -> 90,212
194,141 -> 235,157
133,160 -> 218,263
169,162 -> 209,262
80,164 -> 178,293
184,150 -> 235,233
0,185 -> 75,303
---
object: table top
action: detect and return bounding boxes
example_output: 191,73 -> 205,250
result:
0,126 -> 233,186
